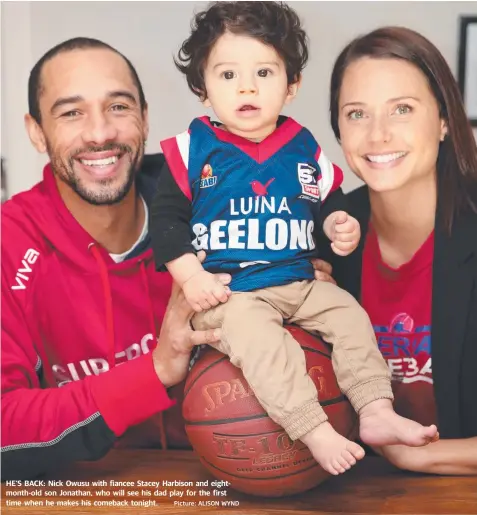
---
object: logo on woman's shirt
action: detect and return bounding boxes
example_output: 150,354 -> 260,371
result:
374,313 -> 432,384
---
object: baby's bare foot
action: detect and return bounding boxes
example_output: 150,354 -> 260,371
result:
359,399 -> 439,447
301,421 -> 365,475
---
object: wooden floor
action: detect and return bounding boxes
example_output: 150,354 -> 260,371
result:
2,450 -> 476,514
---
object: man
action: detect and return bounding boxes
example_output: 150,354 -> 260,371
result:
1,37 -> 228,480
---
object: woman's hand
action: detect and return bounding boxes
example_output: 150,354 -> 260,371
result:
378,444 -> 429,472
311,258 -> 336,285
377,437 -> 477,475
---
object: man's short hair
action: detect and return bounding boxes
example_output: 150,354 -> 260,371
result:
28,37 -> 147,124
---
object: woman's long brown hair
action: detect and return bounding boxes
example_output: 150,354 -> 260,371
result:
330,26 -> 477,232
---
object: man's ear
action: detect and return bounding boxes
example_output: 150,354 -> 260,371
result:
25,114 -> 47,153
142,102 -> 150,141
284,76 -> 302,105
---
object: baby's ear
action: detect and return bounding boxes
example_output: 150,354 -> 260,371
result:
195,88 -> 210,107
285,76 -> 302,104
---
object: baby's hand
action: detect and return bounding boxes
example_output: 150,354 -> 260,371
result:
323,211 -> 361,256
183,270 -> 231,312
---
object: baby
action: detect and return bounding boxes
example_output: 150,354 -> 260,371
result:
151,1 -> 438,475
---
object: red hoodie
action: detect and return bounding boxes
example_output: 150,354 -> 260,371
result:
1,155 -> 190,480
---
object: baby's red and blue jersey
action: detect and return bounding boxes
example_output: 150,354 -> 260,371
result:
160,116 -> 343,292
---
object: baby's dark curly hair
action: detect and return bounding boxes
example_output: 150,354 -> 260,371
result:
175,1 -> 308,100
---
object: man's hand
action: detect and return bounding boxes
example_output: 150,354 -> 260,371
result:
152,283 -> 222,388
183,270 -> 231,312
323,211 -> 361,256
153,252 -> 231,388
310,258 -> 336,284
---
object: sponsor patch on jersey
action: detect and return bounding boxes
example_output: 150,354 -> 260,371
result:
200,164 -> 217,188
297,163 -> 320,201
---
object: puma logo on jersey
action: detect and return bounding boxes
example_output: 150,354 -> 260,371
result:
11,248 -> 40,290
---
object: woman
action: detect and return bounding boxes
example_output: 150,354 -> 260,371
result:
314,26 -> 477,474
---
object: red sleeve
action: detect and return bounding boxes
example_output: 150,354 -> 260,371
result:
160,131 -> 192,201
1,214 -> 174,480
315,145 -> 344,203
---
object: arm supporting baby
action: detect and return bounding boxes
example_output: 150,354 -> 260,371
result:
150,162 -> 231,313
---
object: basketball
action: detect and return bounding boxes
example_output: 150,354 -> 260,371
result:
183,325 -> 358,497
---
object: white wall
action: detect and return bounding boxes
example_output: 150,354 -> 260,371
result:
1,2 -> 35,198
2,1 -> 477,197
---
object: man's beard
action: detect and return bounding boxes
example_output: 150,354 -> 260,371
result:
49,142 -> 143,206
